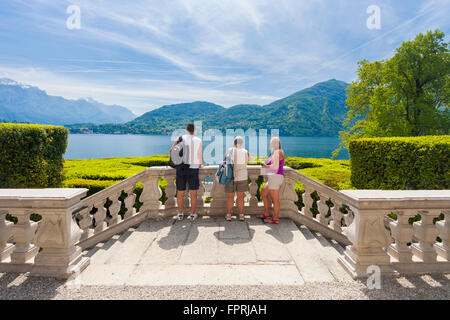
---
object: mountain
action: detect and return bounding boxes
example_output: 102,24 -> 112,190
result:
67,79 -> 349,136
0,79 -> 136,125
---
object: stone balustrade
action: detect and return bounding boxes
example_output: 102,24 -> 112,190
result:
0,166 -> 449,279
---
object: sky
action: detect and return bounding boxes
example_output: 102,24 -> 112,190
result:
0,0 -> 449,115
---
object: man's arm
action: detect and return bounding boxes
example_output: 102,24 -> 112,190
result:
198,141 -> 203,168
169,136 -> 182,153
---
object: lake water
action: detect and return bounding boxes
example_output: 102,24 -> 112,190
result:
65,134 -> 349,161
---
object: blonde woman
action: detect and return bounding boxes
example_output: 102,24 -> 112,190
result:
224,136 -> 250,221
258,137 -> 285,224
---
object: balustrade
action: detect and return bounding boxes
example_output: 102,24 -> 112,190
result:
0,167 -> 449,279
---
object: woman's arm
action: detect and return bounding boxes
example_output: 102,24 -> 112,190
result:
264,150 -> 280,170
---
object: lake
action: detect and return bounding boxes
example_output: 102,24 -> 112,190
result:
65,134 -> 349,161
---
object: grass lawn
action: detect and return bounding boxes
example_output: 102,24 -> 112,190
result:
63,155 -> 353,196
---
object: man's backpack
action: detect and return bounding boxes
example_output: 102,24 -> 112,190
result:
169,137 -> 190,169
215,148 -> 234,185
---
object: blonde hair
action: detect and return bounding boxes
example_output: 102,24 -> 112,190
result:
270,137 -> 281,150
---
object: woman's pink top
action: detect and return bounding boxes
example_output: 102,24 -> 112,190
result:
267,153 -> 285,176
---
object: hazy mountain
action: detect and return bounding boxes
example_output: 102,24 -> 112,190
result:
0,78 -> 136,125
67,79 -> 349,136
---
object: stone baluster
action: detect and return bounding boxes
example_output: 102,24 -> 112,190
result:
388,210 -> 415,262
77,205 -> 94,241
343,207 -> 355,227
248,175 -> 259,210
123,183 -> 137,219
10,210 -> 39,264
317,192 -> 330,225
330,199 -> 343,233
301,184 -> 314,218
411,210 -> 440,263
196,174 -> 205,215
140,174 -> 162,218
435,210 -> 450,260
108,191 -> 122,226
210,179 -> 227,215
0,211 -> 14,262
93,200 -> 108,233
339,208 -> 393,278
278,173 -> 299,217
163,174 -> 177,216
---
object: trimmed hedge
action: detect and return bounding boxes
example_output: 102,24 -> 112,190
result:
350,136 -> 450,190
0,123 -> 68,188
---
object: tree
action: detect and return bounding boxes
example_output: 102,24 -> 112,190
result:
334,30 -> 449,157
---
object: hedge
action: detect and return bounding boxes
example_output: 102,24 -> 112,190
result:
349,136 -> 450,190
0,123 -> 68,188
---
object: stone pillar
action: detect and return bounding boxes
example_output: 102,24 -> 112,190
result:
163,174 -> 177,216
248,175 -> 259,209
93,200 -> 107,233
108,191 -> 122,226
411,210 -> 439,263
330,200 -> 343,233
0,211 -> 14,262
301,184 -> 314,218
317,192 -> 330,225
388,210 -> 415,262
140,175 -> 162,218
196,174 -> 205,215
123,183 -> 137,219
435,210 -> 450,260
278,173 -> 299,218
31,189 -> 90,279
77,205 -> 93,241
11,210 -> 39,264
338,208 -> 393,278
210,179 -> 227,215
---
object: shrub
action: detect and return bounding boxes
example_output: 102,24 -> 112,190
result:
0,123 -> 68,188
350,136 -> 450,189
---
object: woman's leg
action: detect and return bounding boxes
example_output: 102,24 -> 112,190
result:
261,183 -> 270,216
268,189 -> 280,220
227,192 -> 235,215
236,192 -> 245,215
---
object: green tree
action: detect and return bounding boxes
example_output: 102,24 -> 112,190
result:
334,30 -> 449,157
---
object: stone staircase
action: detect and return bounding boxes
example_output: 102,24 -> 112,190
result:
77,217 -> 352,286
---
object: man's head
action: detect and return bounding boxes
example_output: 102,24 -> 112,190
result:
234,136 -> 244,147
186,123 -> 195,135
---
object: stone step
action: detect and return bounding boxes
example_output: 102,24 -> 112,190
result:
308,230 -> 352,281
277,220 -> 339,282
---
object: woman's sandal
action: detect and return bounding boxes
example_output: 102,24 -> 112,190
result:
264,217 -> 279,224
257,214 -> 269,219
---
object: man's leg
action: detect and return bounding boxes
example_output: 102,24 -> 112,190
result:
236,192 -> 245,215
227,192 -> 234,215
177,190 -> 184,214
189,189 -> 197,214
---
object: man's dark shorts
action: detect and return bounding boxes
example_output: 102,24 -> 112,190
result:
176,167 -> 200,191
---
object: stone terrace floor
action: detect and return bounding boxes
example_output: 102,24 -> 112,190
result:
1,217 -> 449,300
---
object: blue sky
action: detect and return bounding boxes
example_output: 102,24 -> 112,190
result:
0,0 -> 448,115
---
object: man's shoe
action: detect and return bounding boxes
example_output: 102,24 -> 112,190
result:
225,214 -> 232,221
189,213 -> 198,221
177,213 -> 184,221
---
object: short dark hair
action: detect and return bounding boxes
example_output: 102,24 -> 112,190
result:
186,123 -> 195,134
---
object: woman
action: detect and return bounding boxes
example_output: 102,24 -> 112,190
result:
224,136 -> 250,221
258,137 -> 285,224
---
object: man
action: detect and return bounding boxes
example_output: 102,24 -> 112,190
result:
169,123 -> 203,221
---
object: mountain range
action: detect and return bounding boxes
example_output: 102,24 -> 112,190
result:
0,78 -> 136,125
67,79 -> 349,136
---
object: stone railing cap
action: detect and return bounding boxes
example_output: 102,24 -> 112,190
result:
0,188 -> 88,200
340,190 -> 450,201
